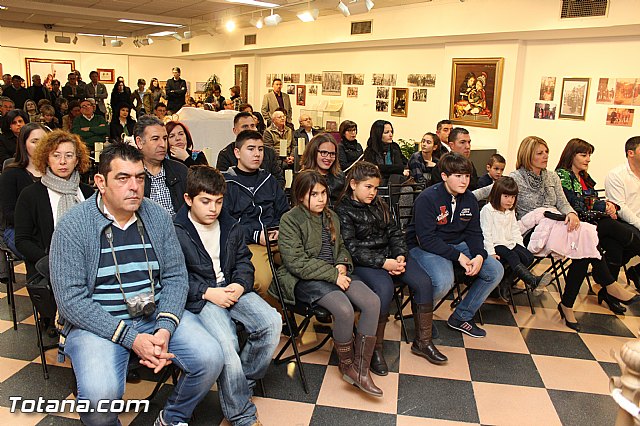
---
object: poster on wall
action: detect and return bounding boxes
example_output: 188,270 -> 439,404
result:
372,74 -> 396,86
296,85 -> 306,106
449,57 -> 504,129
533,102 -> 556,120
596,78 -> 615,104
234,64 -> 248,103
322,71 -> 342,96
407,74 -> 436,87
614,78 -> 639,106
413,89 -> 427,102
343,73 -> 365,85
539,77 -> 556,101
391,88 -> 408,117
376,100 -> 389,112
606,108 -> 634,127
25,58 -> 76,90
559,77 -> 590,120
347,87 -> 358,98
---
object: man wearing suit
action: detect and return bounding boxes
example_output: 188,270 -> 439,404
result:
292,114 -> 320,145
261,78 -> 292,126
85,71 -> 108,116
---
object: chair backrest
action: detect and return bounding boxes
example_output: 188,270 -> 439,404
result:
2,158 -> 14,173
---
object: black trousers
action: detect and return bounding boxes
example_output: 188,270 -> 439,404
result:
495,244 -> 534,271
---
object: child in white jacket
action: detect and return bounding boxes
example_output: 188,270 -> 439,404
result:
480,176 -> 551,290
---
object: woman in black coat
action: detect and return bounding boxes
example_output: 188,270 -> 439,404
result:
0,109 -> 29,166
110,81 -> 131,110
109,103 -> 136,143
338,120 -> 363,171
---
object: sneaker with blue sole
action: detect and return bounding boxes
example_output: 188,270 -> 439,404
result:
447,316 -> 486,338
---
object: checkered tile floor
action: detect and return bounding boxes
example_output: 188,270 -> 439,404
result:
0,261 -> 634,425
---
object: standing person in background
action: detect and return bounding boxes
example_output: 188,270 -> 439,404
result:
110,81 -> 131,111
131,78 -> 146,117
62,72 -> 86,103
143,78 -> 165,116
166,67 -> 187,114
27,74 -> 50,106
4,75 -> 29,109
49,79 -> 62,111
85,71 -> 108,117
261,78 -> 292,126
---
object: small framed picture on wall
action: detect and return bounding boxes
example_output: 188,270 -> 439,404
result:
391,88 -> 408,117
296,85 -> 305,106
559,77 -> 590,120
97,68 -> 115,84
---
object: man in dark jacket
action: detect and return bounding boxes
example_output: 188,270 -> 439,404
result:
27,74 -> 50,105
174,165 -> 280,426
3,75 -> 29,110
134,115 -> 188,216
222,130 -> 289,300
216,111 -> 285,187
166,67 -> 187,113
406,153 -> 503,338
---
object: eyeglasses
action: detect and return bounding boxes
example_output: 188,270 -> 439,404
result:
318,150 -> 336,158
50,153 -> 76,162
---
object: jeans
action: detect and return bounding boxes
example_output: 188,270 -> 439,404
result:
353,254 -> 434,315
65,310 -> 223,426
410,242 -> 504,322
197,292 -> 281,426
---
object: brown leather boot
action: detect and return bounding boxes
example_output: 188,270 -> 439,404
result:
370,315 -> 389,376
351,333 -> 383,397
411,303 -> 448,365
333,338 -> 359,385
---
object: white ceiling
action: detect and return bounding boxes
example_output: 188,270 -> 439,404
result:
0,0 -> 432,37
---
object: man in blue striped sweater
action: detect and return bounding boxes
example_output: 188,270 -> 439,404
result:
50,143 -> 223,426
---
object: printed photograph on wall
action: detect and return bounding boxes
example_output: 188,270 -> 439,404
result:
407,74 -> 436,87
596,78 -> 615,104
25,58 -> 76,90
606,108 -> 634,127
614,78 -> 640,106
343,73 -> 365,85
559,77 -> 590,120
287,84 -> 296,95
449,57 -> 504,129
391,88 -> 408,117
533,102 -> 557,120
539,77 -> 556,101
413,89 -> 427,102
291,74 -> 300,83
265,74 -> 272,87
283,73 -> 292,83
305,73 -> 322,84
325,120 -> 338,132
308,85 -> 318,95
376,87 -> 389,99
296,85 -> 306,106
322,71 -> 342,95
234,64 -> 248,103
347,87 -> 358,98
372,73 -> 397,86
376,100 -> 389,112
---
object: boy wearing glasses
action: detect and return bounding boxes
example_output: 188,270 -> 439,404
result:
222,130 -> 290,302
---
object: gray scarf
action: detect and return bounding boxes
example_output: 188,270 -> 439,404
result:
41,168 -> 81,221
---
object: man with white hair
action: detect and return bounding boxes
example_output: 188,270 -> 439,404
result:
262,109 -> 294,167
293,113 -> 320,145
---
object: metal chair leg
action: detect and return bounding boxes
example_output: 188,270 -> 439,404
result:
33,305 -> 49,380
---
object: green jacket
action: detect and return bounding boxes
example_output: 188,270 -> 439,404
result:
271,205 -> 352,305
71,114 -> 108,148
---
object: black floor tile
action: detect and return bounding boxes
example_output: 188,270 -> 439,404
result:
0,363 -> 75,407
0,323 -> 58,361
129,385 -> 222,425
37,415 -> 82,425
574,312 -> 635,337
0,294 -> 35,323
599,361 -> 622,378
511,289 -> 559,309
310,405 -> 396,426
466,349 -> 544,387
548,389 -> 617,426
260,361 -> 326,404
433,320 -> 465,348
381,340 -> 400,374
521,328 -> 595,360
396,374 -> 479,422
621,300 -> 640,316
477,303 -> 517,326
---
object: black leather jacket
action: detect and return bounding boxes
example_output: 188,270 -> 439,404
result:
335,196 -> 406,268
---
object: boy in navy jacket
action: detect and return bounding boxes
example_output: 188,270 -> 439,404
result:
174,165 -> 281,426
406,153 -> 503,338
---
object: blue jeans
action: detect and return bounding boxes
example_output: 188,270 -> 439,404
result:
410,242 -> 504,322
197,292 -> 281,426
65,310 -> 223,426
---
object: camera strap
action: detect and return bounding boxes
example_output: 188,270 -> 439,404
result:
100,197 -> 155,303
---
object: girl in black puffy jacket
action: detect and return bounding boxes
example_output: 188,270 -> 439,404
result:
335,162 -> 447,375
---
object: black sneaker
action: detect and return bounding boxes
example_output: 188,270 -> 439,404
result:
447,316 -> 486,338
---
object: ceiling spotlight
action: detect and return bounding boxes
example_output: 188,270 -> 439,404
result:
72,34 -> 78,44
337,0 -> 373,16
225,19 -> 236,32
183,30 -> 193,39
133,39 -> 140,48
264,10 -> 282,26
297,8 -> 319,22
102,36 -> 106,46
147,37 -> 153,44
55,34 -> 71,43
250,17 -> 264,29
171,32 -> 182,40
111,39 -> 123,47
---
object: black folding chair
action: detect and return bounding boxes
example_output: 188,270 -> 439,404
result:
264,226 -> 332,394
0,244 -> 18,330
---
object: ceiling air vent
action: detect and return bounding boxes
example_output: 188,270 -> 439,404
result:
245,34 -> 257,45
561,0 -> 608,18
351,20 -> 372,35
181,43 -> 190,53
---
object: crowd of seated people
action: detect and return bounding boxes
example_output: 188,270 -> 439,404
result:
3,67 -> 640,424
